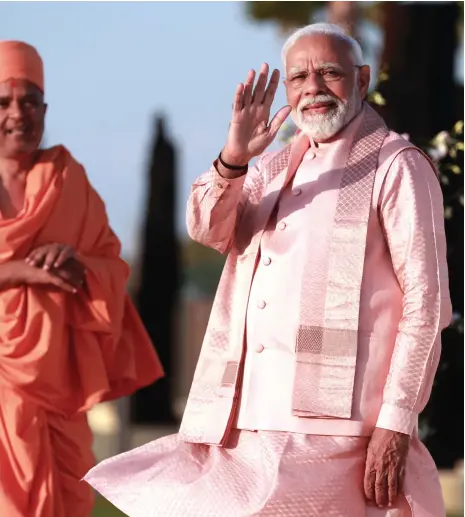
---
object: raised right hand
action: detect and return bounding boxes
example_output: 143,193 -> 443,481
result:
222,63 -> 292,166
1,260 -> 77,293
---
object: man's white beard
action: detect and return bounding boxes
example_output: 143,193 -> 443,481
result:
291,90 -> 359,142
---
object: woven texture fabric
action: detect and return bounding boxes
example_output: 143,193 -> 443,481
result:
85,430 -> 444,517
181,103 -> 451,443
294,105 -> 388,419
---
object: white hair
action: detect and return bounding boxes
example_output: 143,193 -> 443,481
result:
281,23 -> 364,68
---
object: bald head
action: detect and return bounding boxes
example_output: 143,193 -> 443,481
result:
0,41 -> 44,93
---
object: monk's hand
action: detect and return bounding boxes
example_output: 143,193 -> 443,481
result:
26,243 -> 75,271
51,258 -> 87,290
364,428 -> 410,509
5,260 -> 77,293
222,63 -> 292,167
25,244 -> 86,291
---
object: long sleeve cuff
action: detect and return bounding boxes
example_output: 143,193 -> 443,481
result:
376,403 -> 418,435
190,165 -> 246,203
209,164 -> 246,195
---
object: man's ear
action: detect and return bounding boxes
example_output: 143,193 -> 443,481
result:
358,65 -> 371,100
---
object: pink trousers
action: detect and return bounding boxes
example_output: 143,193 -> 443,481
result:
84,430 -> 445,517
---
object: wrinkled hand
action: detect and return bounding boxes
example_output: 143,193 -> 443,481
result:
222,63 -> 292,166
364,428 -> 410,508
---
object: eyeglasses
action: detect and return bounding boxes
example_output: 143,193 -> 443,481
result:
285,65 -> 363,90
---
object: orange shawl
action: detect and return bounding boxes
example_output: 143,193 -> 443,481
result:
0,145 -> 164,517
0,145 -> 164,414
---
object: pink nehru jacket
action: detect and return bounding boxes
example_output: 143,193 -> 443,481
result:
182,104 -> 451,444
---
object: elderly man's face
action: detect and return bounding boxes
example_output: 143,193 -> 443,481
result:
0,79 -> 46,158
284,34 -> 370,141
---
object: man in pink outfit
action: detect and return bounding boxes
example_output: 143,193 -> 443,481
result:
85,23 -> 451,517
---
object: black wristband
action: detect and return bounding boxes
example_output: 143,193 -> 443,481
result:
218,151 -> 248,171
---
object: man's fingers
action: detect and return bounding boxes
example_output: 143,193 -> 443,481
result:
42,249 -> 60,271
268,105 -> 292,137
25,244 -> 75,269
364,429 -> 409,510
263,69 -> 280,107
363,465 -> 376,506
54,246 -> 74,268
242,69 -> 256,106
398,465 -> 406,491
47,273 -> 77,293
375,472 -> 389,508
26,249 -> 44,267
388,468 -> 399,507
233,83 -> 244,113
252,63 -> 269,104
52,267 -> 83,290
32,267 -> 76,293
52,268 -> 78,289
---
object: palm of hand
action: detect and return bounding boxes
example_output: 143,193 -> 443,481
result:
224,63 -> 292,164
230,104 -> 272,158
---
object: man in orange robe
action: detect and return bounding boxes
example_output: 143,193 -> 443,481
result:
0,41 -> 164,517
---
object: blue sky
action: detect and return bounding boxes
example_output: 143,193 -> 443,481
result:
1,2 -> 462,260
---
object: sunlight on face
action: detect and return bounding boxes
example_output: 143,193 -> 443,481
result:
290,85 -> 360,141
285,34 -> 366,141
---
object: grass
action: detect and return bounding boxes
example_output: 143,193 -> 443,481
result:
92,496 -> 126,517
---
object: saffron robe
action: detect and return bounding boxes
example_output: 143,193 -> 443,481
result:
0,145 -> 164,517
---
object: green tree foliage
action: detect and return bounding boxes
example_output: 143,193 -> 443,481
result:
246,2 -> 324,31
419,122 -> 464,467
